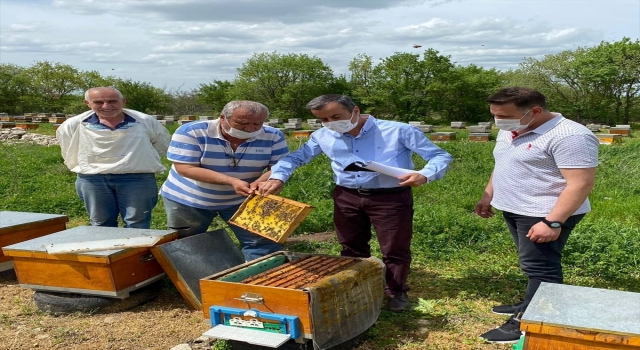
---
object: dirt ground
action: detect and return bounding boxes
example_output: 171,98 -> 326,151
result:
0,233 -> 339,350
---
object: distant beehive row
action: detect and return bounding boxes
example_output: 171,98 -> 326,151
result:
0,112 -> 631,145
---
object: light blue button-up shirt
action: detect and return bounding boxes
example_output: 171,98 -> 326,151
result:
270,116 -> 453,189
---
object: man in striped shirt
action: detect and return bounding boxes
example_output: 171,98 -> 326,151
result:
160,101 -> 289,261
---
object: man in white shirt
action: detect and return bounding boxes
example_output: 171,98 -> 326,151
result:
475,87 -> 598,343
56,87 -> 170,228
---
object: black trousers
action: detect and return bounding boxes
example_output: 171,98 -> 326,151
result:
502,211 -> 585,315
332,186 -> 414,297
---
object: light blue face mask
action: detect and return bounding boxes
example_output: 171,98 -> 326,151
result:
322,110 -> 358,133
494,108 -> 532,131
222,119 -> 263,139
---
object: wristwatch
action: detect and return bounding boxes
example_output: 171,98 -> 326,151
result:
541,218 -> 564,229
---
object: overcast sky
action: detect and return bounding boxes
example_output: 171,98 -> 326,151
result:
1,0 -> 639,91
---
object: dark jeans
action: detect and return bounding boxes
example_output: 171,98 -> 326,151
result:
503,211 -> 585,315
333,186 -> 414,297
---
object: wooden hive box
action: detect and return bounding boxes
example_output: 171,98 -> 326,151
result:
15,123 -> 39,131
179,115 -> 197,121
2,226 -> 177,298
229,193 -> 313,243
0,115 -> 14,122
48,116 -> 66,124
610,128 -> 631,136
0,122 -> 16,129
431,132 -> 457,141
200,251 -> 384,348
520,283 -> 640,350
469,132 -> 490,141
595,133 -> 622,145
0,211 -> 68,272
292,130 -> 313,138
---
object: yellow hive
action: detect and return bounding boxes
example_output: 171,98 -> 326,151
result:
229,193 -> 314,243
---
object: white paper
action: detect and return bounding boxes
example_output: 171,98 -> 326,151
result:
354,161 -> 416,178
44,236 -> 163,254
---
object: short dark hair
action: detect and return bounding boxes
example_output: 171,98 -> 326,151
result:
487,87 -> 548,110
306,94 -> 356,112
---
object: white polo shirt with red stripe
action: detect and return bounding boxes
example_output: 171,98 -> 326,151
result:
491,114 -> 599,217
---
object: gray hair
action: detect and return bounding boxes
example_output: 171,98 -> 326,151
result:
221,100 -> 270,120
306,94 -> 356,112
84,87 -> 124,102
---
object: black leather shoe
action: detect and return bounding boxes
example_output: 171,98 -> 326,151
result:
386,292 -> 410,312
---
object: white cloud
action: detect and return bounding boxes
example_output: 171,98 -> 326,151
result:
0,0 -> 637,89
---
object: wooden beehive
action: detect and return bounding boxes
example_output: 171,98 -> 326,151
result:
468,132 -> 490,141
292,130 -> 313,138
0,115 -> 14,122
200,252 -> 384,342
609,128 -> 631,136
15,123 -> 39,131
431,132 -> 457,141
3,226 -> 177,297
520,283 -> 640,350
595,133 -> 622,145
0,211 -> 68,272
49,116 -> 66,124
0,122 -> 16,129
229,193 -> 313,243
179,115 -> 197,121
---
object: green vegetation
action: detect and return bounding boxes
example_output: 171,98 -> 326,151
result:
1,131 -> 639,349
2,38 -> 639,127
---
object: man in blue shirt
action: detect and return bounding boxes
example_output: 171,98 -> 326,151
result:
258,94 -> 453,311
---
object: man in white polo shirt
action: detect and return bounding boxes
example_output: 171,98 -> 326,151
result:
160,100 -> 289,261
57,87 -> 170,229
475,87 -> 598,343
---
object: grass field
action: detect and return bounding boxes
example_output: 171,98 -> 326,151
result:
1,124 -> 639,350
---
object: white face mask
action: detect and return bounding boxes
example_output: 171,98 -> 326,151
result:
222,119 -> 263,139
322,110 -> 358,133
494,109 -> 533,131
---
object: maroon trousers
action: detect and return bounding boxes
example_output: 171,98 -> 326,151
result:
332,186 -> 414,297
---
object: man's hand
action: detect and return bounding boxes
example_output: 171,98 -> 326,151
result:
398,173 -> 428,187
257,179 -> 285,196
474,191 -> 494,218
526,222 -> 561,243
230,179 -> 253,197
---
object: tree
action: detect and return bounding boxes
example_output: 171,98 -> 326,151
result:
365,49 -> 454,122
348,54 -> 375,111
229,52 -> 334,119
18,61 -> 82,112
428,65 -> 503,123
197,80 -> 234,113
169,88 -> 211,115
112,79 -> 170,114
0,64 -> 28,115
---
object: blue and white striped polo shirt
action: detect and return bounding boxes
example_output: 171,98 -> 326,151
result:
160,119 -> 289,210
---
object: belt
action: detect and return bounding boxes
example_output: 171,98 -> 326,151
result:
339,186 -> 409,195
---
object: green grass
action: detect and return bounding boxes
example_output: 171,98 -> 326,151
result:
1,129 -> 640,349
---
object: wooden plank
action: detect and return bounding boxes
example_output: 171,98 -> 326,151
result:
200,280 -> 312,335
522,323 -> 640,348
12,257 -> 117,292
151,245 -> 201,310
111,250 -> 165,291
219,255 -> 287,282
0,223 -> 69,261
524,332 -> 640,350
0,214 -> 68,235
